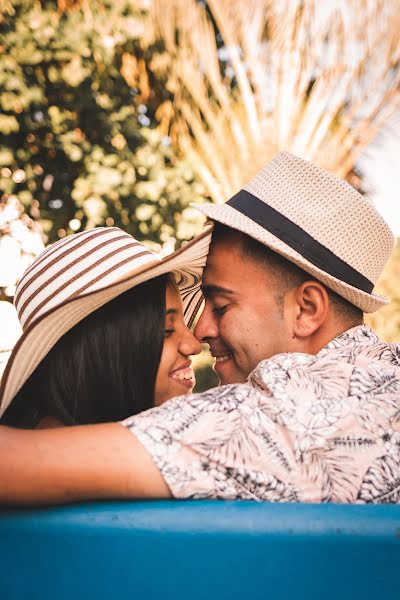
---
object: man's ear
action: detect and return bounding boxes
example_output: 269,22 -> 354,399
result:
291,281 -> 329,339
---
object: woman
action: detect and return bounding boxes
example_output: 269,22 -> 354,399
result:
0,225 -> 212,427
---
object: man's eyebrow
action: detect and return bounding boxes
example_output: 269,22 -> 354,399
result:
201,284 -> 235,297
166,308 -> 179,316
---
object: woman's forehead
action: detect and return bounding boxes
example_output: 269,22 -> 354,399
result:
166,282 -> 182,312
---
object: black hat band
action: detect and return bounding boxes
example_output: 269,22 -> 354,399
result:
227,190 -> 374,294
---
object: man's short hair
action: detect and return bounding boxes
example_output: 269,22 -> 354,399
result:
212,222 -> 363,326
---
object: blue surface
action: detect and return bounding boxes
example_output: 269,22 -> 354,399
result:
0,501 -> 399,599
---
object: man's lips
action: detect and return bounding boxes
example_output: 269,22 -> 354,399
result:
214,353 -> 232,364
211,350 -> 233,367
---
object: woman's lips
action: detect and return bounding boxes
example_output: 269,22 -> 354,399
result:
170,365 -> 195,389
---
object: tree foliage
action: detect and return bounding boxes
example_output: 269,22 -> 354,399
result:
366,240 -> 400,342
0,0 -> 399,345
0,0 -> 207,249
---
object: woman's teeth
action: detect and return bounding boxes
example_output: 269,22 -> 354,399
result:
171,366 -> 194,381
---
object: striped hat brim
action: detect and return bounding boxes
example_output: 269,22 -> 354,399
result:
0,226 -> 213,418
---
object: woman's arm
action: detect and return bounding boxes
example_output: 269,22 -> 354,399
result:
0,423 -> 171,505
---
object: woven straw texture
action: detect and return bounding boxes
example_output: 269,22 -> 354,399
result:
194,152 -> 394,313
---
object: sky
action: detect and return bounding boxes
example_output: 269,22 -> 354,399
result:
305,1 -> 400,237
359,118 -> 400,237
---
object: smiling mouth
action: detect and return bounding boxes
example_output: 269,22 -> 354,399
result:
213,353 -> 233,365
170,365 -> 195,388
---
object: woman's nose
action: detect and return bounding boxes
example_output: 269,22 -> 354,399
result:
180,328 -> 202,356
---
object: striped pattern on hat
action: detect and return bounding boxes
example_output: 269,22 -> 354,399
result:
14,227 -> 158,331
0,225 -> 213,417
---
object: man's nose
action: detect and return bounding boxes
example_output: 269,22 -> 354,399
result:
194,303 -> 219,342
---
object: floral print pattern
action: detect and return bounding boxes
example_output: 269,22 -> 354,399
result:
122,325 -> 400,503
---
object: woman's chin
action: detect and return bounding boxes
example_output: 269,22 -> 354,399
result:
170,377 -> 195,396
155,380 -> 195,406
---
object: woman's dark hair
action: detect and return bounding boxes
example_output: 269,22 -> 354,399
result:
2,274 -> 170,428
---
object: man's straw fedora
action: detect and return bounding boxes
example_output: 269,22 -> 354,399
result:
0,225 -> 212,417
193,152 -> 394,313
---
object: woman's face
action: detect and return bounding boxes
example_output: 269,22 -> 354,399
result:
154,283 -> 202,406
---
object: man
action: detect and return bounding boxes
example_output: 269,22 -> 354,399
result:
0,152 -> 399,505
194,221 -> 365,386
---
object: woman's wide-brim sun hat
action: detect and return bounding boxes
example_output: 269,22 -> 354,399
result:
193,152 -> 394,314
0,225 -> 213,417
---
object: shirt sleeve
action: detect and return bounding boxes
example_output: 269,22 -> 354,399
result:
121,383 -> 298,501
123,346 -> 400,503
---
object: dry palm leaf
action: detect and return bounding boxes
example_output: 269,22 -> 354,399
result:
149,0 -> 400,202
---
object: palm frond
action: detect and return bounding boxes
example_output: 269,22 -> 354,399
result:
149,0 -> 400,202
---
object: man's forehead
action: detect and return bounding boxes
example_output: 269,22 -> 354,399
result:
201,235 -> 250,293
202,230 -> 275,292
206,233 -> 242,264
203,237 -> 240,277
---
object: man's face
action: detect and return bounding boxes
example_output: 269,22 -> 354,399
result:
194,234 -> 293,385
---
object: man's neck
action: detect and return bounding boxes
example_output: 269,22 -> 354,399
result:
295,320 -> 363,356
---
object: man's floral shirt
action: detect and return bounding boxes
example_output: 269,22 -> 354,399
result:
122,325 -> 400,503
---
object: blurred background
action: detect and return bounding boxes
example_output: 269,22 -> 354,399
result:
0,0 -> 399,389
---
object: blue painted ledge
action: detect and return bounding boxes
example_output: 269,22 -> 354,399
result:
0,501 -> 399,600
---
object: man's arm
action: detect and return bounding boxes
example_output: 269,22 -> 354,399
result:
0,423 -> 171,505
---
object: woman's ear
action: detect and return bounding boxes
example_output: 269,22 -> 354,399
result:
291,281 -> 329,339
